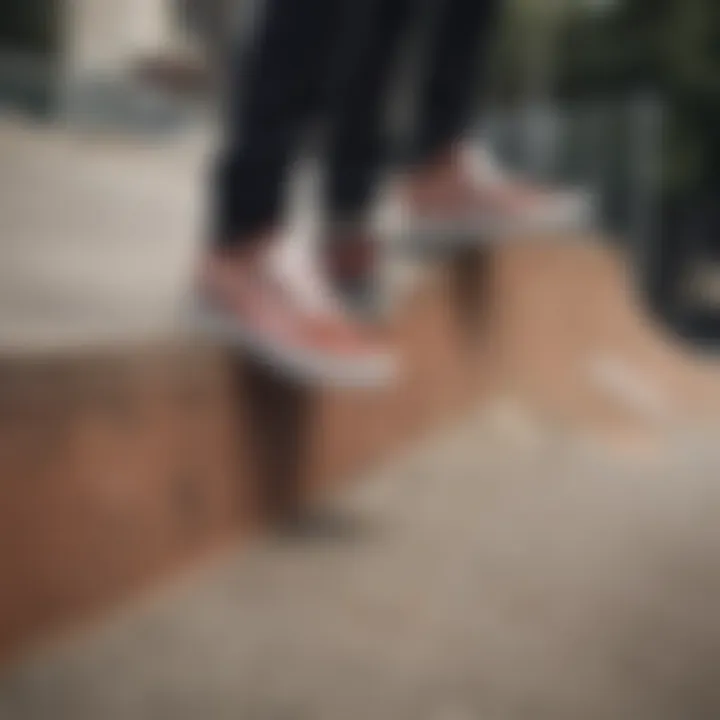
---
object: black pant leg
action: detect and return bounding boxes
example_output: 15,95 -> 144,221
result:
414,0 -> 501,162
325,0 -> 416,222
215,0 -> 346,247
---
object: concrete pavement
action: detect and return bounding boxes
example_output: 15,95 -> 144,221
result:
1,404 -> 720,720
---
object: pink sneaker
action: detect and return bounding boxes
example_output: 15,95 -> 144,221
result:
380,144 -> 594,247
193,239 -> 397,388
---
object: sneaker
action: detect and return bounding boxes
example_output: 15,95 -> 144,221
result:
378,144 -> 594,248
192,238 -> 397,388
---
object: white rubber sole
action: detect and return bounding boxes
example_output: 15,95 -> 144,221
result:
380,194 -> 596,251
189,300 -> 398,389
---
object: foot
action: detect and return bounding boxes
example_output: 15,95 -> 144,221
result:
193,232 -> 397,387
381,144 -> 594,247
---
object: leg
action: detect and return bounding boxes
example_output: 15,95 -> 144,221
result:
398,0 -> 592,245
322,0 -> 500,306
325,0 -> 416,224
199,0 -> 396,387
323,0 -> 417,312
215,0 -> 345,246
414,0 -> 501,162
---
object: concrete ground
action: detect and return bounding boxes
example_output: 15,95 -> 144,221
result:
1,402 -> 720,720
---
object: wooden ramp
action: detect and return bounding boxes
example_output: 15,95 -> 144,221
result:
1,241 -> 718,665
